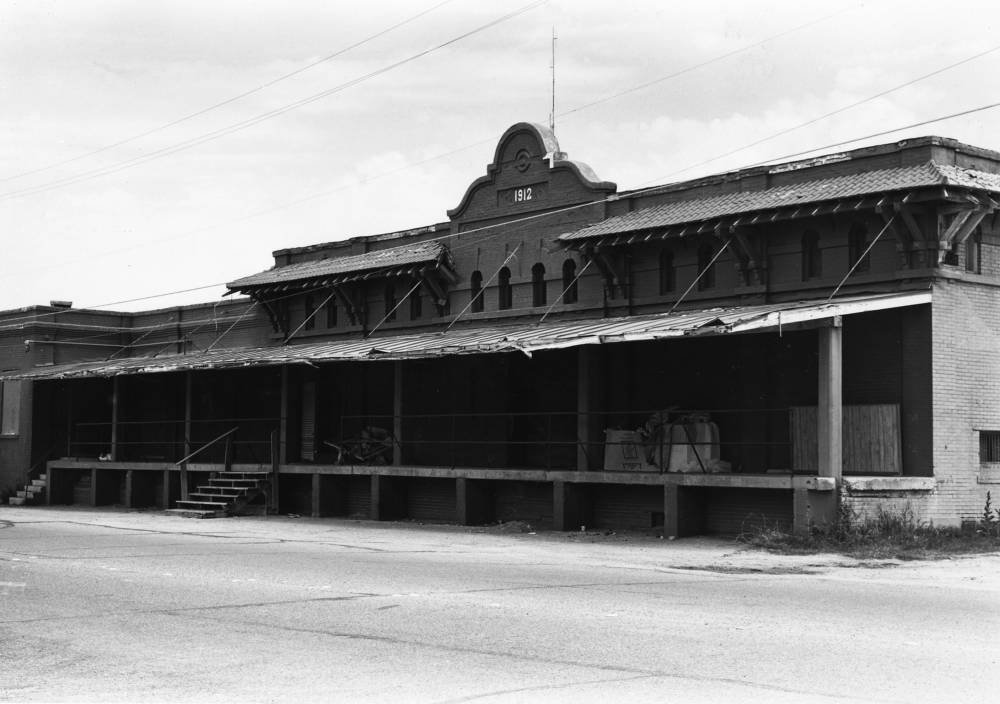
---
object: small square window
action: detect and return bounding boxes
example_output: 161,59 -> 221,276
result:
980,430 -> 1000,462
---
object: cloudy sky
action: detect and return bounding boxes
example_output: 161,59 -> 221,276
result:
2,0 -> 999,311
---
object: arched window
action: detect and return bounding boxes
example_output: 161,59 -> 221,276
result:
966,227 -> 982,274
562,259 -> 578,304
802,230 -> 822,280
697,243 -> 716,290
410,279 -> 423,319
470,270 -> 484,313
658,250 -> 675,294
498,267 -> 512,310
384,281 -> 396,322
325,297 -> 337,328
531,263 -> 546,307
848,223 -> 870,272
303,294 -> 315,331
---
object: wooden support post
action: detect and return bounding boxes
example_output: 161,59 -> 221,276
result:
90,468 -> 98,507
46,467 -> 55,506
811,321 -> 843,529
370,474 -> 403,521
124,470 -> 134,509
270,428 -> 280,514
180,372 -> 192,503
577,348 -> 591,472
311,473 -> 321,518
817,322 -> 843,484
393,360 -> 403,466
110,377 -> 120,461
184,372 -> 192,459
279,366 -> 289,464
664,484 -> 680,539
161,468 -> 171,509
553,481 -> 587,531
456,477 -> 491,526
370,475 -> 382,521
456,477 -> 469,525
793,484 -> 838,534
66,386 -> 73,457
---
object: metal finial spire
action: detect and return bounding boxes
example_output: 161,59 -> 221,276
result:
550,27 -> 557,134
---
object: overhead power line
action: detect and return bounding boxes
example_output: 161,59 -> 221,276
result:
0,0 -> 546,203
644,41 -> 1000,184
3,5 -> 858,274
557,5 -> 855,119
5,98 -> 998,331
0,0 -> 457,185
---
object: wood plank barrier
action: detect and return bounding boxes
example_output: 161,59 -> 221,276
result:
790,404 -> 901,475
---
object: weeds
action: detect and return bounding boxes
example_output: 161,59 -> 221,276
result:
740,497 -> 1000,560
981,491 -> 1000,538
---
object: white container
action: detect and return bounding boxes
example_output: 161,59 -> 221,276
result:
604,429 -> 650,472
661,421 -> 723,473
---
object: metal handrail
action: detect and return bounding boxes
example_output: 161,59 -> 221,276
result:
174,426 -> 239,466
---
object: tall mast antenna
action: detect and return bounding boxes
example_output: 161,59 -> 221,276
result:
549,27 -> 557,134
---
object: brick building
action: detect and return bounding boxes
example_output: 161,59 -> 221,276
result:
2,122 -> 999,533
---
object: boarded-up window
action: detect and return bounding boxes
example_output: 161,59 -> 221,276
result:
848,223 -> 870,272
966,228 -> 982,274
790,404 -> 901,475
659,250 -> 675,294
410,282 -> 423,320
531,263 -> 546,307
697,244 -> 716,290
1,379 -> 22,435
326,299 -> 338,328
470,271 -> 484,313
561,259 -> 578,304
384,282 -> 397,322
802,230 -> 822,280
498,267 -> 512,310
303,294 -> 315,331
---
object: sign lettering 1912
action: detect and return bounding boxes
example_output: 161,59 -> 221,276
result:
499,182 -> 546,207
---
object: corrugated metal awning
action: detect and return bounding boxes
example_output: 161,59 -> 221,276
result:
4,291 -> 931,380
227,241 -> 451,294
557,162 -> 1000,245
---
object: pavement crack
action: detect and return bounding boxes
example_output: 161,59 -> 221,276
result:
430,673 -> 656,703
169,611 -> 907,704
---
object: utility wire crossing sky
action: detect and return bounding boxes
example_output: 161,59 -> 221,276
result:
1,0 -> 998,312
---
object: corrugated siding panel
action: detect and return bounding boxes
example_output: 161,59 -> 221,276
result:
704,488 -> 792,534
588,484 -> 663,530
7,293 -> 929,381
300,381 -> 316,461
346,476 -> 371,518
405,477 -> 455,522
492,481 -> 553,529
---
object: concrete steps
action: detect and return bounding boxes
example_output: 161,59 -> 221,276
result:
7,474 -> 47,507
168,472 -> 269,518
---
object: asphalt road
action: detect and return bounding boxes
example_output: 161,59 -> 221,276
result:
1,507 -> 998,703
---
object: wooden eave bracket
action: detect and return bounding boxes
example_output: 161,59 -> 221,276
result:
331,284 -> 363,326
937,206 -> 991,259
583,246 -> 620,290
434,259 -> 459,285
718,221 -> 765,285
420,270 -> 449,309
251,293 -> 285,336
